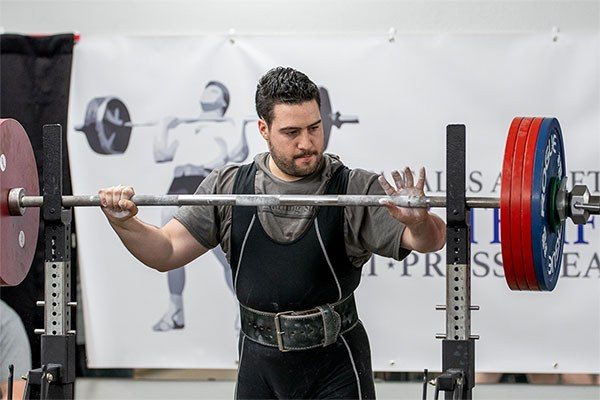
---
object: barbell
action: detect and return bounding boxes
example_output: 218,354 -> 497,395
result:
74,87 -> 358,155
73,96 -> 230,155
1,118 -> 598,291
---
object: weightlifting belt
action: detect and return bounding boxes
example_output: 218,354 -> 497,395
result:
239,294 -> 359,352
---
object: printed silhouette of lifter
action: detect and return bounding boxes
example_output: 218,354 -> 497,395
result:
152,81 -> 251,331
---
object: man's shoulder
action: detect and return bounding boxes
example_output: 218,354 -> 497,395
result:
345,162 -> 379,180
323,153 -> 347,175
323,154 -> 377,176
321,154 -> 381,193
210,161 -> 253,179
202,163 -> 250,194
348,167 -> 382,195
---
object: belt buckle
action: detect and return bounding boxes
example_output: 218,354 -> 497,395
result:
274,311 -> 294,352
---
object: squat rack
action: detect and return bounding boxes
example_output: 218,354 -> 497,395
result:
18,124 -> 477,399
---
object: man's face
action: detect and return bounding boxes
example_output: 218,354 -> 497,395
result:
259,100 -> 325,179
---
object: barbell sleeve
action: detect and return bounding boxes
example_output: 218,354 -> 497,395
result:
573,196 -> 600,213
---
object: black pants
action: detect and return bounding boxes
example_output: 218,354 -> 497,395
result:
236,322 -> 376,399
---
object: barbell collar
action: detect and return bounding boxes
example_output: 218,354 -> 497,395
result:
8,187 -> 25,216
555,177 -> 568,222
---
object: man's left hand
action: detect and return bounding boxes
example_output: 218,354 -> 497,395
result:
378,166 -> 428,227
378,167 -> 446,252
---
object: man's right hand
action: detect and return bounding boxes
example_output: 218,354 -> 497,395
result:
96,186 -> 208,272
98,185 -> 139,224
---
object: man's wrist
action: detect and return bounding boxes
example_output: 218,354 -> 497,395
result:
111,216 -> 139,231
405,214 -> 432,235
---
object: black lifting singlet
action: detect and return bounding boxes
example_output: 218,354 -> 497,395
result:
230,162 -> 362,312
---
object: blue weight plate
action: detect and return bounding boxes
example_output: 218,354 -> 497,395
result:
530,118 -> 566,291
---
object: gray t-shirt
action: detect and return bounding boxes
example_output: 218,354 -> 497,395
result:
174,153 -> 410,267
0,301 -> 31,382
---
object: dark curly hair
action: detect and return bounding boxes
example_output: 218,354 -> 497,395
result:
255,67 -> 321,127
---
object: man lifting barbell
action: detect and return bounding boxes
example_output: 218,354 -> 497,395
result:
2,67 -> 598,400
97,67 -> 446,399
150,81 -> 359,332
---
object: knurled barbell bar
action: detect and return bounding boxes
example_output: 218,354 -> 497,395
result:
8,190 -> 499,209
6,188 -> 598,215
1,117 -> 598,291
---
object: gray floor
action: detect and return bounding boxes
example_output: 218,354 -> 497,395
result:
76,378 -> 600,399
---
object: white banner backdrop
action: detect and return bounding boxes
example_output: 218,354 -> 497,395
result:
68,34 -> 600,372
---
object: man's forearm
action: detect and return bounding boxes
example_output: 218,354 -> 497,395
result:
402,213 -> 446,253
109,217 -> 175,272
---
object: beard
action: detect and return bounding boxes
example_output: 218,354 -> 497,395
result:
268,141 -> 323,178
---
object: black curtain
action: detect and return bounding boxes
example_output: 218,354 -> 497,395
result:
0,33 -> 77,368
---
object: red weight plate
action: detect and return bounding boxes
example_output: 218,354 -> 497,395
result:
510,117 -> 533,290
0,119 -> 39,286
520,117 -> 544,291
500,117 -> 521,290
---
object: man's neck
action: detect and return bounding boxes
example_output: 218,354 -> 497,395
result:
268,155 -> 302,182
